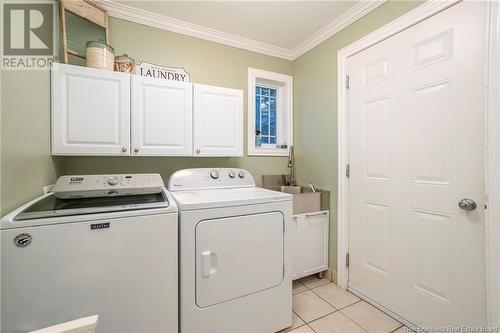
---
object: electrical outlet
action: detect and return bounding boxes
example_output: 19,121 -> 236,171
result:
43,185 -> 53,194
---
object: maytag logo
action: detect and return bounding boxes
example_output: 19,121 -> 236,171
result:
90,222 -> 110,230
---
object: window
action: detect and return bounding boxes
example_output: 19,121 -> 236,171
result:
255,86 -> 277,144
248,68 -> 293,156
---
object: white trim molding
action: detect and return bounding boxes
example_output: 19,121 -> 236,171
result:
290,0 -> 385,59
95,0 -> 385,61
337,0 -> 500,327
247,68 -> 293,157
486,0 -> 500,327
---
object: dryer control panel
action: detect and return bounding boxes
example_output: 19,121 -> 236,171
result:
52,174 -> 165,199
168,168 -> 255,191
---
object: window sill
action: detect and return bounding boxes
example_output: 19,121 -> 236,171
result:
248,147 -> 289,156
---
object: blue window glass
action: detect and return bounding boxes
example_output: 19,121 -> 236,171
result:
255,86 -> 277,145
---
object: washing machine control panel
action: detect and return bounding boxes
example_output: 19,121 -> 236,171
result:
52,174 -> 165,199
168,168 -> 255,191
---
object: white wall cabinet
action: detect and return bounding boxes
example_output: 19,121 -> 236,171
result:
194,84 -> 243,157
52,64 -> 243,157
52,63 -> 131,155
131,76 -> 192,156
291,210 -> 329,280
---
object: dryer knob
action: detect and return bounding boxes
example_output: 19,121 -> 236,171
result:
238,171 -> 245,179
229,171 -> 236,178
210,170 -> 219,179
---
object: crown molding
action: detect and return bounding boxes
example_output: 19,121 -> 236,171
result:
290,0 -> 386,59
95,0 -> 387,61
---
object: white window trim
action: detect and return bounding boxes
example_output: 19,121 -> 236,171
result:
248,67 -> 293,156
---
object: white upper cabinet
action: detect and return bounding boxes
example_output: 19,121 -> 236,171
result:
131,76 -> 193,156
52,63 -> 130,155
193,84 -> 243,157
51,64 -> 244,157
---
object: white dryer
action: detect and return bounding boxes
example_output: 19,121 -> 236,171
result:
168,168 -> 293,333
1,174 -> 178,333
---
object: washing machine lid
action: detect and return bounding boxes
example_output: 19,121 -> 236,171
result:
12,191 -> 169,221
171,187 -> 291,211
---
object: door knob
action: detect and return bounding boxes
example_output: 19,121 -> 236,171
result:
458,198 -> 477,211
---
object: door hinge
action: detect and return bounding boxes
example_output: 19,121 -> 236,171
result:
346,253 -> 350,267
345,75 -> 350,90
346,164 -> 350,178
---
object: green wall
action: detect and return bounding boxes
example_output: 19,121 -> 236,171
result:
62,17 -> 293,184
292,0 -> 423,271
0,70 -> 64,216
1,1 -> 424,274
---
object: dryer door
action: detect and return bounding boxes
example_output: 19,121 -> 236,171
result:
195,212 -> 284,307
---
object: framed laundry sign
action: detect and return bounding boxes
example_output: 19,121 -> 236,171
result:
136,60 -> 191,82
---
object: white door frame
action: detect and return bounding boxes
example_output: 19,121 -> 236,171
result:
337,0 -> 500,326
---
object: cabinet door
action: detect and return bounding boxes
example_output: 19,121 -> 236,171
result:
131,76 -> 192,156
291,215 -> 302,280
51,63 -> 130,155
193,84 -> 243,157
302,211 -> 329,276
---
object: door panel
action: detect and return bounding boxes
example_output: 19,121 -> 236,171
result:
193,84 -> 243,157
51,64 -> 130,155
348,2 -> 486,327
302,212 -> 329,276
195,212 -> 284,307
131,76 -> 192,156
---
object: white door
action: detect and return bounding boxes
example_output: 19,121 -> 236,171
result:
131,76 -> 193,156
195,212 -> 284,308
348,1 -> 486,328
193,84 -> 243,157
51,63 -> 130,155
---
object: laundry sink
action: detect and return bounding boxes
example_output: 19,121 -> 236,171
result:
268,186 -> 328,214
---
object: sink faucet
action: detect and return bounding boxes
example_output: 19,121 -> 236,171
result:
287,145 -> 297,186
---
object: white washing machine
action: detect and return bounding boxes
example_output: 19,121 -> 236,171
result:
168,168 -> 293,333
1,174 -> 178,333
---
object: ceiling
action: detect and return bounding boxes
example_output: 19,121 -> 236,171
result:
115,1 -> 359,50
98,0 -> 386,59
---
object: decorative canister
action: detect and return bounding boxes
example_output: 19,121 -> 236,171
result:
85,40 -> 115,71
114,54 -> 136,74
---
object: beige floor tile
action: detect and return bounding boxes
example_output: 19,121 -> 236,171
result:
293,281 -> 308,295
309,312 -> 366,333
341,301 -> 401,333
293,290 -> 336,323
300,275 -> 331,289
278,311 -> 306,333
288,325 -> 315,333
393,327 -> 414,333
313,283 -> 360,309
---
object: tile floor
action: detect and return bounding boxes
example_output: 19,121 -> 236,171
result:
284,276 -> 413,333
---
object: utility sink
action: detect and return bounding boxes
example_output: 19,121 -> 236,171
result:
268,186 -> 329,214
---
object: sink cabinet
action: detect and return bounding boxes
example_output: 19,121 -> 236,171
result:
291,210 -> 329,280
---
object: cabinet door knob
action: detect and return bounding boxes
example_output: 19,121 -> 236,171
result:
121,147 -> 127,152
196,149 -> 201,154
134,148 -> 139,153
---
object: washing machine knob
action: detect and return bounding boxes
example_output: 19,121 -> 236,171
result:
107,177 -> 119,186
238,171 -> 245,179
210,170 -> 219,179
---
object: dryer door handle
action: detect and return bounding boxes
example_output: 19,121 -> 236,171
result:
201,250 -> 218,277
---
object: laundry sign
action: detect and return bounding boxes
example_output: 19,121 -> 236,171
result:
136,60 -> 191,82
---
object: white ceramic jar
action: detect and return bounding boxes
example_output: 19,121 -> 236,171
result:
85,40 -> 114,71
